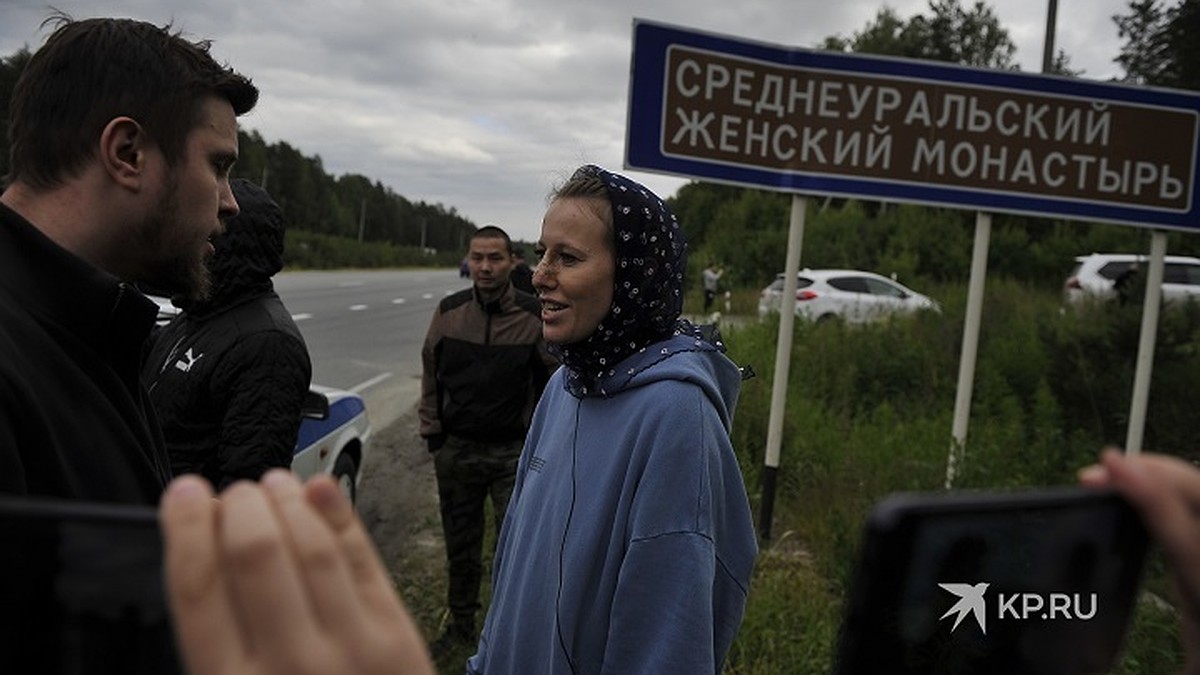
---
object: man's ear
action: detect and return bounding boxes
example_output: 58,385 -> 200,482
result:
98,116 -> 148,190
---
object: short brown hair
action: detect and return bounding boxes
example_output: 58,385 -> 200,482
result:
6,14 -> 258,189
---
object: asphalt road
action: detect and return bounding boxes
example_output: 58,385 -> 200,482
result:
274,267 -> 469,430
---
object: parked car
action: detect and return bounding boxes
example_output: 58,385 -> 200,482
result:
757,269 -> 939,324
147,295 -> 371,503
292,385 -> 372,504
1063,253 -> 1200,305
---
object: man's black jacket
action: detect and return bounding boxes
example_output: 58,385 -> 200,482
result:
0,203 -> 170,502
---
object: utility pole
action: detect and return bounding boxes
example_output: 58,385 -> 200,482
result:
358,199 -> 366,243
1041,0 -> 1058,73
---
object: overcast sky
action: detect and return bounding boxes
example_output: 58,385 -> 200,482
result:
1,0 -> 1135,243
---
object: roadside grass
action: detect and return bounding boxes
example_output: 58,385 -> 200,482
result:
718,279 -> 1192,673
685,286 -> 763,317
396,503 -> 500,674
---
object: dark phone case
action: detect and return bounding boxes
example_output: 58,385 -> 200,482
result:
834,487 -> 1149,675
0,495 -> 182,675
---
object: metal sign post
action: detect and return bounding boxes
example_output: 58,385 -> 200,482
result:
759,195 -> 806,540
944,212 -> 992,489
1125,231 -> 1169,455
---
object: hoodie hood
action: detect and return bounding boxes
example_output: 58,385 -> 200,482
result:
579,326 -> 741,430
175,178 -> 284,316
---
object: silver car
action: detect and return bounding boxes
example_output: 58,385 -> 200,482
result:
758,269 -> 939,324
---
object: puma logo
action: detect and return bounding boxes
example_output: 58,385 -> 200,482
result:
174,348 -> 204,373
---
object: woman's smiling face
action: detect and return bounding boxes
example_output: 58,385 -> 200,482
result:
532,197 -> 615,346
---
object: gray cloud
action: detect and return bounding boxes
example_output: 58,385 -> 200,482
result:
0,0 -> 1133,243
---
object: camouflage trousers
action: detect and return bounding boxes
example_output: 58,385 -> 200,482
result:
433,435 -> 523,625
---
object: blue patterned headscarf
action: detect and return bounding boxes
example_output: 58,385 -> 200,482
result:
550,165 -> 708,396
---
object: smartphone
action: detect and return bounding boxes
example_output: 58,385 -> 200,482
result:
0,495 -> 181,674
834,487 -> 1149,675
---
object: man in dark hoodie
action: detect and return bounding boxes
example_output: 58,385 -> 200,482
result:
143,178 -> 312,490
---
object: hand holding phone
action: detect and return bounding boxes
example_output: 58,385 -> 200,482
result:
1080,449 -> 1200,675
835,486 -> 1149,675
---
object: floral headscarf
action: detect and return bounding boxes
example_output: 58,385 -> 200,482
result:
550,165 -> 708,397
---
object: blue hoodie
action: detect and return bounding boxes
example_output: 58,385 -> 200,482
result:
467,332 -> 758,674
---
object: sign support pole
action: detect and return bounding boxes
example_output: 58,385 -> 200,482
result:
759,194 -> 806,541
1125,230 -> 1168,455
944,211 -> 991,488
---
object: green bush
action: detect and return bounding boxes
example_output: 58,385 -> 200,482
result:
717,281 -> 1195,673
283,230 -> 463,269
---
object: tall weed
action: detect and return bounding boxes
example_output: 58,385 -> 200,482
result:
718,282 -> 1196,673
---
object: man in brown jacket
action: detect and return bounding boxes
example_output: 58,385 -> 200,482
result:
419,225 -> 555,655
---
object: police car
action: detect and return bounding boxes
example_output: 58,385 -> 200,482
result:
293,385 -> 372,505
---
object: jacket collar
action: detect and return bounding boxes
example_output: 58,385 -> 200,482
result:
473,280 -> 515,314
0,202 -> 158,355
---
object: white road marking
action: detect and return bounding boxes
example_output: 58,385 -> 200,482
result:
422,293 -> 434,300
351,372 -> 393,393
392,298 -> 406,304
349,304 -> 368,311
292,313 -> 313,321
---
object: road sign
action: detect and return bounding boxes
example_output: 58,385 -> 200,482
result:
627,20 -> 1200,231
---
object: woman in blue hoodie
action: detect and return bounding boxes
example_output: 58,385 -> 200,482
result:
467,165 -> 758,674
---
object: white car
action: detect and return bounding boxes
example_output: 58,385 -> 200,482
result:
757,269 -> 939,324
1063,253 -> 1200,305
292,385 -> 372,504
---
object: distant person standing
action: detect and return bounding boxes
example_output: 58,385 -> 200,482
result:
510,248 -> 535,294
419,225 -> 555,655
1114,263 -> 1140,306
143,179 -> 312,490
703,263 -> 725,312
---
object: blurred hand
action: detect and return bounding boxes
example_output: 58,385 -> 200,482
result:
160,470 -> 434,675
1080,449 -> 1200,675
